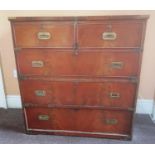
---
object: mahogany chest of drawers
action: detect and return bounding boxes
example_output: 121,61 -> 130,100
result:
9,15 -> 149,140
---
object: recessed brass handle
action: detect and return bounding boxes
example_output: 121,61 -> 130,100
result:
38,32 -> 51,40
102,32 -> 117,40
38,115 -> 49,121
35,90 -> 46,96
111,61 -> 124,69
109,92 -> 120,98
105,119 -> 118,125
32,61 -> 44,68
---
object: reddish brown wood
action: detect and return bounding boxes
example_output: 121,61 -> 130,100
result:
20,80 -> 74,106
20,80 -> 136,109
16,49 -> 140,77
13,22 -> 74,48
25,107 -> 132,136
9,15 -> 149,140
78,21 -> 144,48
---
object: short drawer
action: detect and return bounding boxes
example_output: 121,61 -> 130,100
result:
78,21 -> 144,48
16,49 -> 140,77
13,22 -> 74,48
24,107 -> 132,137
20,80 -> 137,109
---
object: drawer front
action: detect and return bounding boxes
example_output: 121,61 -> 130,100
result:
20,80 -> 136,109
13,22 -> 74,48
75,81 -> 136,108
25,107 -> 132,136
20,80 -> 75,105
78,21 -> 144,48
16,49 -> 140,77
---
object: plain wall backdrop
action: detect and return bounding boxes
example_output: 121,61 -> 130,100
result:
0,10 -> 155,100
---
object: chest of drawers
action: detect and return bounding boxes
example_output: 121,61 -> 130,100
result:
9,15 -> 149,140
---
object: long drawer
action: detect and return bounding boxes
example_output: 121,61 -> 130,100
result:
12,22 -> 74,48
16,49 -> 140,77
24,107 -> 132,138
20,79 -> 137,109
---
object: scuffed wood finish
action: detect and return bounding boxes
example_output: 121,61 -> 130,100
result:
78,21 -> 144,48
25,107 -> 132,137
13,22 -> 74,48
9,15 -> 149,22
9,15 -> 149,139
16,49 -> 140,77
20,80 -> 136,109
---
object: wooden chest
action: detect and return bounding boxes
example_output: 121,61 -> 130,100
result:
9,15 -> 149,140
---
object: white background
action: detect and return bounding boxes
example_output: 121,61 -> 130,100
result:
0,0 -> 154,151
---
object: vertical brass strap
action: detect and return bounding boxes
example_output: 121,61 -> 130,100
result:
73,17 -> 79,55
74,17 -> 78,44
73,81 -> 79,105
74,43 -> 79,55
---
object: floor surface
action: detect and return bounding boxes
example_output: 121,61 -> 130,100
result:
0,109 -> 155,144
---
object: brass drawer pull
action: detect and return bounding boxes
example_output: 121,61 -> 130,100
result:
32,61 -> 44,68
38,115 -> 49,121
110,92 -> 120,98
38,32 -> 51,40
105,119 -> 118,125
111,61 -> 124,69
35,90 -> 46,96
102,32 -> 117,40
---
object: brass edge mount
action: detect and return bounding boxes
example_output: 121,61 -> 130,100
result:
24,103 -> 38,108
129,77 -> 138,83
18,74 -> 27,80
74,17 -> 78,22
14,47 -> 22,53
127,108 -> 134,111
8,17 -> 17,20
24,103 -> 31,107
